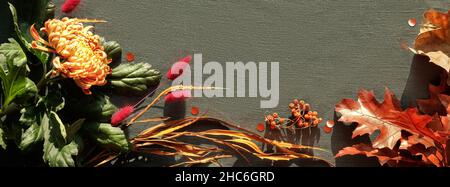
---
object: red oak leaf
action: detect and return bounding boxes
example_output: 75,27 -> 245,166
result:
417,74 -> 448,115
424,93 -> 450,140
335,143 -> 402,166
389,108 -> 444,144
399,134 -> 435,150
336,88 -> 404,149
400,143 -> 443,167
335,88 -> 441,149
434,114 -> 450,139
410,9 -> 450,84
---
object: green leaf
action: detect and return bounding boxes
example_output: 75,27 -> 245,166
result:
0,38 -> 27,67
102,39 -> 122,67
0,39 -> 37,109
109,62 -> 161,95
19,105 -> 43,125
8,2 -> 50,64
19,122 -> 43,151
66,118 -> 85,143
48,111 -> 67,141
42,85 -> 65,112
42,112 -> 79,167
0,127 -> 6,150
67,93 -> 117,121
83,121 -> 129,152
104,41 -> 122,60
18,103 -> 45,151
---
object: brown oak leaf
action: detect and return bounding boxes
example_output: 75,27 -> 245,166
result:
417,73 -> 449,116
411,9 -> 450,84
335,88 -> 444,149
401,143 -> 443,167
335,143 -> 402,166
399,134 -> 435,150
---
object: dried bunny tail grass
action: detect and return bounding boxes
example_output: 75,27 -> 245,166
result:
170,155 -> 232,167
130,116 -> 334,167
126,85 -> 226,127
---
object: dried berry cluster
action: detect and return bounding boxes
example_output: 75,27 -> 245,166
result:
261,99 -> 323,131
288,99 -> 323,128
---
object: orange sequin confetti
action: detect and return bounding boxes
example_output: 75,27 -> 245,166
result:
323,120 -> 334,134
256,123 -> 265,132
126,52 -> 135,62
408,18 -> 416,27
191,106 -> 200,115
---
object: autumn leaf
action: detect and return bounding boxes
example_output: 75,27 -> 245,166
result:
335,143 -> 402,166
400,143 -> 443,167
417,74 -> 449,115
431,112 -> 450,139
411,9 -> 450,84
417,87 -> 447,115
336,88 -> 404,149
335,88 -> 443,149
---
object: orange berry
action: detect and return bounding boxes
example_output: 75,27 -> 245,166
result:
312,111 -> 318,116
297,121 -> 303,127
308,111 -> 313,115
294,112 -> 300,117
270,121 -> 277,126
304,104 -> 310,111
293,99 -> 299,104
273,113 -> 279,118
304,114 -> 310,119
267,115 -> 274,121
270,124 -> 276,130
289,103 -> 295,109
291,109 -> 297,113
279,118 -> 285,123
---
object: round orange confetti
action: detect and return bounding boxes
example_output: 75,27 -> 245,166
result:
256,123 -> 265,132
323,120 -> 334,134
126,52 -> 135,62
408,18 -> 416,27
323,126 -> 332,134
326,120 -> 335,128
191,106 -> 199,115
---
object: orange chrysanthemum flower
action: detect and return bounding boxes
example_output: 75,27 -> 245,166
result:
30,17 -> 111,95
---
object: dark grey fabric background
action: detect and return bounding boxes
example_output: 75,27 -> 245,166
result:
2,0 -> 450,166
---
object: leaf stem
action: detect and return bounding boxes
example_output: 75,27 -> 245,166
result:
0,103 -> 19,118
36,71 -> 53,91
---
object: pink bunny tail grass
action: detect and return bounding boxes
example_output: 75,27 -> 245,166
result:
179,55 -> 192,63
111,105 -> 134,127
164,90 -> 191,103
61,0 -> 81,13
166,55 -> 192,80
